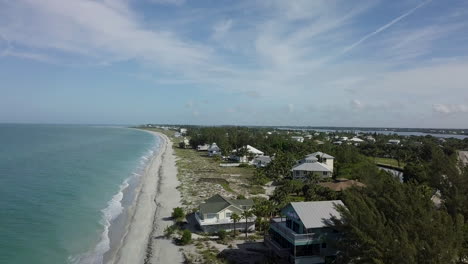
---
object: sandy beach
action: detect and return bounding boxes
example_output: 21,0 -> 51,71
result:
107,131 -> 183,264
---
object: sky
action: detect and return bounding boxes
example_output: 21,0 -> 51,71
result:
1,0 -> 468,128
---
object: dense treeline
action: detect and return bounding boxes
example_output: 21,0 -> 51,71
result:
186,126 -> 468,263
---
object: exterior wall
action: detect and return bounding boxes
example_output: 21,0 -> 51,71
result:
324,159 -> 334,171
200,221 -> 255,233
293,170 -> 331,180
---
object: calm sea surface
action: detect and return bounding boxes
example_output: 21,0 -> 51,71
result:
0,124 -> 157,264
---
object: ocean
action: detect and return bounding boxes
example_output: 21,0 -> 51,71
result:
0,124 -> 159,264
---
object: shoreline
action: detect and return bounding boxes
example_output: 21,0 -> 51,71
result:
106,130 -> 183,264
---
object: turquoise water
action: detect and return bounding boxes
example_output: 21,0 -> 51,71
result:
0,124 -> 158,264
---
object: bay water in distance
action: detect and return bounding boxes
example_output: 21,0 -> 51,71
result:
0,124 -> 158,264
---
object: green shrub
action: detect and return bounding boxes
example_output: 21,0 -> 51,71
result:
218,230 -> 227,240
172,207 -> 185,222
180,229 -> 192,245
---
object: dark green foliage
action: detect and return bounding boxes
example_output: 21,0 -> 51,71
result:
180,229 -> 192,245
217,230 -> 227,240
331,175 -> 463,264
171,207 -> 185,223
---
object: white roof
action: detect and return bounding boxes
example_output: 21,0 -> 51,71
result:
233,145 -> 264,155
350,137 -> 364,142
290,200 -> 344,229
308,152 -> 334,159
292,162 -> 331,172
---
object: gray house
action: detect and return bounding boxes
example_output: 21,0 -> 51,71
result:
195,194 -> 255,233
265,200 -> 344,264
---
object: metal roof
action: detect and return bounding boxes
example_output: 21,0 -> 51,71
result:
292,162 -> 331,172
308,152 -> 335,159
289,200 -> 344,229
199,194 -> 253,214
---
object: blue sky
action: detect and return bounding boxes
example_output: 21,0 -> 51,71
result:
1,0 -> 468,127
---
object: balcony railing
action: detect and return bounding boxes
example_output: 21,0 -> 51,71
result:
270,220 -> 319,243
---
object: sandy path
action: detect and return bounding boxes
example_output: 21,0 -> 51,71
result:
109,131 -> 183,264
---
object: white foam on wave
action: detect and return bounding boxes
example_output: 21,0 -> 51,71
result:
68,139 -> 160,264
68,179 -> 128,264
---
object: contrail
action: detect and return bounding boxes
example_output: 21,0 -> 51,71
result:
341,0 -> 432,55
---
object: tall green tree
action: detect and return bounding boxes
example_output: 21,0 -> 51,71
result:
330,176 -> 463,264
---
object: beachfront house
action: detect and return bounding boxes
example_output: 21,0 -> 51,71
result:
265,200 -> 344,264
229,145 -> 264,163
291,152 -> 334,180
195,194 -> 255,232
208,143 -> 222,157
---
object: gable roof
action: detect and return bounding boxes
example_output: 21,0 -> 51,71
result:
308,152 -> 334,159
232,145 -> 264,155
199,194 -> 253,214
292,162 -> 331,172
288,200 -> 344,229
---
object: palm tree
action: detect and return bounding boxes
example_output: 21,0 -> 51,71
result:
241,210 -> 254,239
230,212 -> 241,236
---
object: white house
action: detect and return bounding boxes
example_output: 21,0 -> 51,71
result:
291,136 -> 304,143
197,144 -> 210,151
350,137 -> 364,143
292,152 -> 334,180
180,128 -> 188,135
388,139 -> 401,145
195,194 -> 255,232
208,143 -> 222,156
229,145 -> 265,163
365,136 -> 376,143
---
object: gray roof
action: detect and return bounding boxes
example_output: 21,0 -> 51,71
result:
308,152 -> 334,159
292,162 -> 331,172
199,194 -> 253,214
289,200 -> 344,229
254,156 -> 272,163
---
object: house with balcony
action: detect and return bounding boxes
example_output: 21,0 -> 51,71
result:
195,194 -> 255,233
291,152 -> 334,180
265,200 -> 344,264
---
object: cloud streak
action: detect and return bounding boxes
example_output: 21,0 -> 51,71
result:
341,0 -> 433,55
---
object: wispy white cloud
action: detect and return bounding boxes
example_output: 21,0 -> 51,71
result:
1,0 -> 468,127
433,104 -> 468,114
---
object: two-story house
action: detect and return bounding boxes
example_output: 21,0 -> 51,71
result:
291,152 -> 334,180
195,194 -> 255,233
265,200 -> 344,264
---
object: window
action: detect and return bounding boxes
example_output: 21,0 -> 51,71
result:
226,212 -> 232,218
322,243 -> 327,249
323,171 -> 328,176
292,221 -> 300,233
286,219 -> 292,229
206,213 -> 217,219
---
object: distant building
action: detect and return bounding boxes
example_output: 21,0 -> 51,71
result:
195,194 -> 255,233
252,156 -> 273,168
229,145 -> 265,163
180,128 -> 188,135
365,136 -> 376,143
388,139 -> 401,145
197,144 -> 210,151
291,136 -> 304,143
208,143 -> 222,156
292,152 -> 334,180
265,200 -> 344,264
